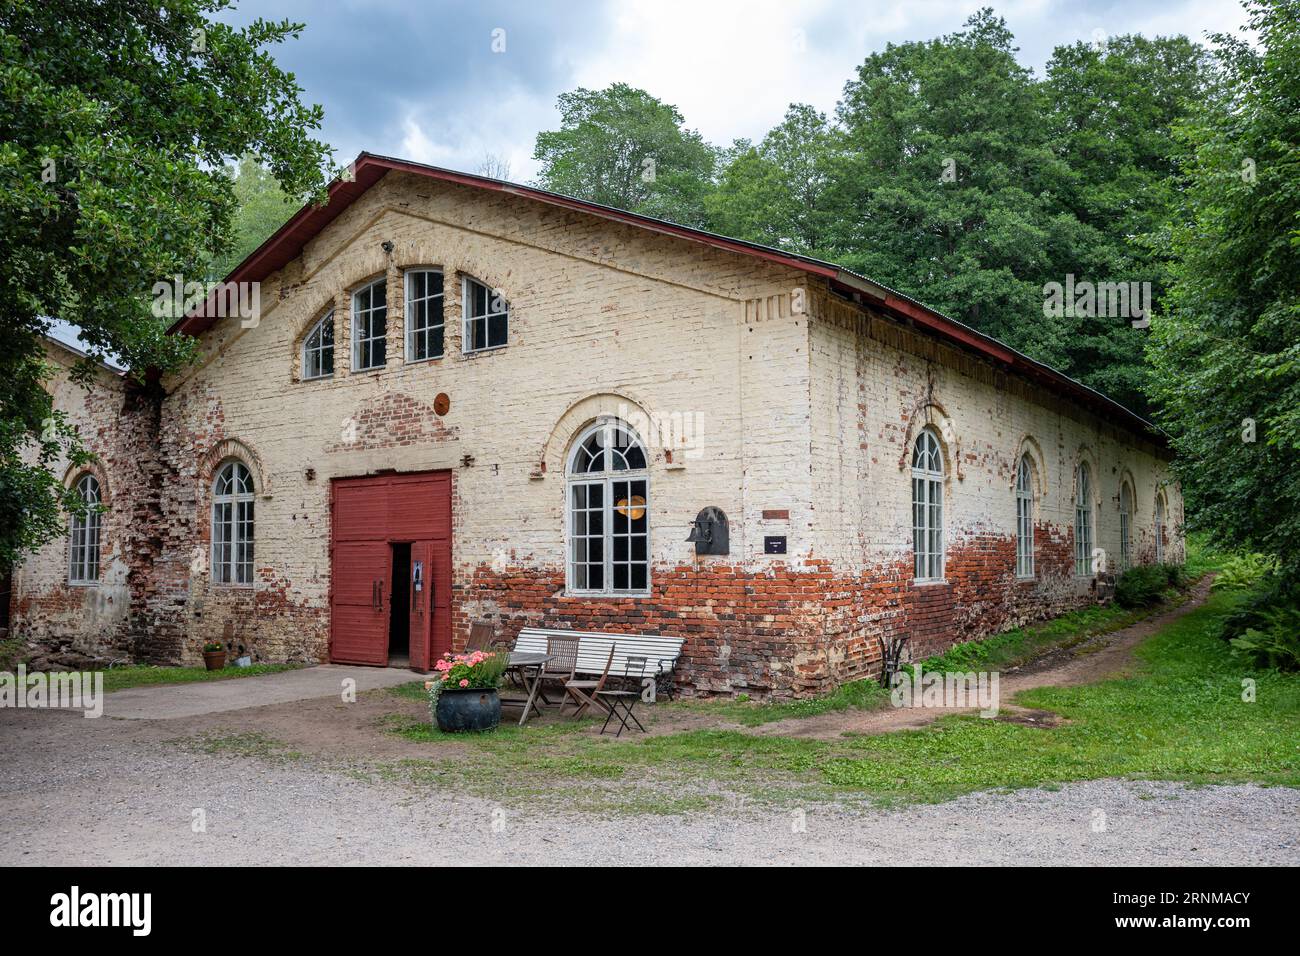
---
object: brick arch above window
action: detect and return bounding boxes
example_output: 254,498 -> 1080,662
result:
200,438 -> 268,497
62,460 -> 112,506
537,391 -> 660,480
898,398 -> 962,481
1072,446 -> 1102,507
1010,434 -> 1048,497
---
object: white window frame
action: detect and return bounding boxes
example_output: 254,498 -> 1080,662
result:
1015,455 -> 1034,579
1154,493 -> 1166,563
462,276 -> 508,354
301,310 -> 335,380
405,268 -> 445,363
68,473 -> 101,585
912,428 -> 945,583
1075,463 -> 1094,576
565,420 -> 650,597
1119,482 -> 1134,570
212,461 -> 255,587
351,278 -> 388,371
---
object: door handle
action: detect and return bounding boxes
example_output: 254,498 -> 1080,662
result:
377,580 -> 383,612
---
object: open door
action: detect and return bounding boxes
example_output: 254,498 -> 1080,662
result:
408,541 -> 432,672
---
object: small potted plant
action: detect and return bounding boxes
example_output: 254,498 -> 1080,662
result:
202,641 -> 226,671
426,650 -> 509,732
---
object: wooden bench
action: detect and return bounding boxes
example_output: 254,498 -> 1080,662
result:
513,628 -> 685,700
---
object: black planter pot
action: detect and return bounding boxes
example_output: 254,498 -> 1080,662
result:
435,687 -> 502,733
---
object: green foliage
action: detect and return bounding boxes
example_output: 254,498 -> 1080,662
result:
0,0 -> 335,566
1148,0 -> 1300,585
1230,603 -> 1300,671
1212,552 -> 1280,591
671,677 -> 890,727
532,83 -> 717,227
1115,563 -> 1190,608
207,155 -> 301,279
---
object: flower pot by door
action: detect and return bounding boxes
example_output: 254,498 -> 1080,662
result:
203,650 -> 226,671
435,687 -> 501,732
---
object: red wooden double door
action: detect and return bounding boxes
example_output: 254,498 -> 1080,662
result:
329,471 -> 452,672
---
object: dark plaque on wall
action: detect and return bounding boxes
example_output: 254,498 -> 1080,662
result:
764,536 -> 787,555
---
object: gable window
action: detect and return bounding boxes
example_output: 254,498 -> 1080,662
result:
405,269 -> 445,362
351,278 -> 387,371
302,311 -> 335,380
912,428 -> 944,582
1015,455 -> 1034,578
1075,463 -> 1094,576
566,421 -> 648,595
1154,492 -> 1166,563
1119,482 -> 1134,570
212,461 -> 255,586
68,473 -> 101,585
463,276 -> 508,352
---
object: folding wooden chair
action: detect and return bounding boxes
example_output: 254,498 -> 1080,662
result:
561,645 -> 615,718
465,621 -> 495,652
537,635 -> 579,704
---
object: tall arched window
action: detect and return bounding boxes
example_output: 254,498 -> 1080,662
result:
912,429 -> 944,582
302,310 -> 334,380
1015,455 -> 1034,578
1075,463 -> 1094,575
566,420 -> 648,595
212,461 -> 255,585
1119,481 -> 1134,570
351,277 -> 387,371
1154,492 -> 1166,563
68,473 -> 101,585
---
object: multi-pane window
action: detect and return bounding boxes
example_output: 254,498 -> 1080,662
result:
212,461 -> 255,586
567,421 -> 648,595
405,269 -> 445,362
463,276 -> 508,352
68,473 -> 101,585
351,278 -> 387,371
1015,455 -> 1034,578
1075,463 -> 1094,575
1119,482 -> 1134,570
912,428 -> 944,582
302,311 -> 334,379
1154,493 -> 1166,563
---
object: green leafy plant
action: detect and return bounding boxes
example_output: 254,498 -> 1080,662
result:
426,650 -> 510,716
202,641 -> 224,653
1212,553 -> 1279,591
1115,564 -> 1189,608
1230,604 -> 1300,671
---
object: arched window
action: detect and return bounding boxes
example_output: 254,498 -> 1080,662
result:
302,311 -> 335,380
1154,492 -> 1166,563
1119,481 -> 1134,570
912,429 -> 944,582
1075,463 -> 1094,576
405,268 -> 445,361
212,461 -> 255,585
566,420 -> 648,595
351,278 -> 387,371
463,276 -> 508,353
1015,455 -> 1034,578
68,473 -> 101,585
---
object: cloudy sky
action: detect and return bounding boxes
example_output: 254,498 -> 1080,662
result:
217,0 -> 1247,183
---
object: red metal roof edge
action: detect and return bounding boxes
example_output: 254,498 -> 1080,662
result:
174,151 -> 1164,447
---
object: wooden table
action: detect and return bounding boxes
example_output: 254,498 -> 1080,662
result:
504,652 -> 553,726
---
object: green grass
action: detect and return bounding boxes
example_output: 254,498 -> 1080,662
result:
88,663 -> 300,692
664,677 -> 892,726
371,586 -> 1299,808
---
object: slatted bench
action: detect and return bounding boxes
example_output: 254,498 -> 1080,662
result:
513,628 -> 685,701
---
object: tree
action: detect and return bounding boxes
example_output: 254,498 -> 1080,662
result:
208,154 -> 302,280
1148,0 -> 1300,578
827,9 -> 1080,372
707,104 -> 839,256
532,83 -> 717,227
0,0 -> 335,569
1045,34 -> 1212,413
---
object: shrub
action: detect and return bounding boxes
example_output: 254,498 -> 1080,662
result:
1115,564 -> 1183,608
1212,552 -> 1279,592
1230,603 -> 1300,672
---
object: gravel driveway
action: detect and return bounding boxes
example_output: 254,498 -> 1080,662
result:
2,708 -> 1296,866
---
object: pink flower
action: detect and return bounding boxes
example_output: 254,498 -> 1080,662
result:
459,679 -> 469,687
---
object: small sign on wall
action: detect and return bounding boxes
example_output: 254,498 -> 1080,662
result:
764,536 -> 787,555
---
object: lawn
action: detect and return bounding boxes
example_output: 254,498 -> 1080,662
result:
90,663 -> 301,692
371,585 -> 1299,809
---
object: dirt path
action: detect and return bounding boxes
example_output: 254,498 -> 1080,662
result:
752,579 -> 1214,740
